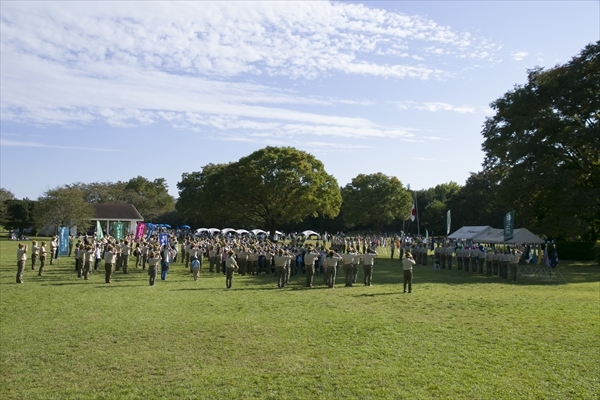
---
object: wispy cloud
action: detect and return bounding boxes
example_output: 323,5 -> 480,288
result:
0,139 -> 123,152
511,51 -> 529,61
395,101 -> 478,114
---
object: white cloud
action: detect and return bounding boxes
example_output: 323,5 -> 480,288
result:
511,51 -> 529,61
395,101 -> 477,114
0,139 -> 123,152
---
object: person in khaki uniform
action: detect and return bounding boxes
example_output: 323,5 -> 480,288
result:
16,243 -> 28,284
83,245 -> 94,280
225,250 -> 239,289
147,251 -> 160,286
361,249 -> 378,286
303,247 -> 320,288
274,249 -> 292,288
75,243 -> 85,278
325,250 -> 342,289
402,252 -> 416,294
38,242 -> 47,276
121,240 -> 131,274
341,249 -> 356,287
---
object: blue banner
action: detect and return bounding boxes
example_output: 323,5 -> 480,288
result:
158,233 -> 169,249
58,227 -> 69,256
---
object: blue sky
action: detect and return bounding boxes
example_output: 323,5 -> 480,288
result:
1,1 -> 598,200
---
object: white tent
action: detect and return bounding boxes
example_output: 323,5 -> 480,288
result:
221,228 -> 237,235
195,228 -> 208,234
236,229 -> 250,235
251,229 -> 267,235
448,226 -> 492,240
208,228 -> 221,234
300,230 -> 321,239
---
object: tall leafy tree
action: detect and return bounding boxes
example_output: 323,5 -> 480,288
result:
35,187 -> 94,232
0,188 -> 16,227
124,176 -> 175,221
178,147 -> 342,235
417,182 -> 461,236
481,41 -> 600,240
3,198 -> 36,232
342,173 -> 412,232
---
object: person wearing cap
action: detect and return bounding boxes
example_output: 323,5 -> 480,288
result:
16,243 -> 28,284
402,251 -> 416,293
147,251 -> 160,286
361,248 -> 378,286
225,250 -> 239,289
342,248 -> 356,287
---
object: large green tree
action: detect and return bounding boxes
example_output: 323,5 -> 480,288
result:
417,182 -> 461,236
481,41 -> 600,240
0,188 -> 16,227
342,173 -> 412,232
178,147 -> 342,235
3,198 -> 36,232
35,187 -> 94,232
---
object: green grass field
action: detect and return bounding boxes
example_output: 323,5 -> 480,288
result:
1,238 -> 598,399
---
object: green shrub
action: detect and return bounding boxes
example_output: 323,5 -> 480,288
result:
554,241 -> 596,261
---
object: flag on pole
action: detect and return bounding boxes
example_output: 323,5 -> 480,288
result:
410,203 -> 416,222
58,227 -> 69,256
503,210 -> 515,241
446,210 -> 451,236
425,229 -> 429,240
96,220 -> 104,240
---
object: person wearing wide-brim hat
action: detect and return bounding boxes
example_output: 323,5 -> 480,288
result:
361,248 -> 378,286
402,252 -> 416,294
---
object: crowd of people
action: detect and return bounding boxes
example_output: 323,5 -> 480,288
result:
14,230 -> 537,289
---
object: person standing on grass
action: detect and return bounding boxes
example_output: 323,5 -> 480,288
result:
402,251 -> 415,294
342,248 -> 356,287
94,243 -> 103,272
31,240 -> 39,271
104,245 -> 116,284
68,235 -> 74,257
75,243 -> 85,278
16,243 -> 28,284
325,250 -> 342,289
160,244 -> 173,281
225,250 -> 239,289
38,241 -> 47,276
147,251 -> 160,286
361,249 -> 378,286
50,236 -> 58,265
302,247 -> 319,288
83,245 -> 94,280
509,249 -> 522,283
274,249 -> 292,288
191,255 -> 200,282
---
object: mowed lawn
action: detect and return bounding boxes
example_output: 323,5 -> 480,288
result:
1,239 -> 598,399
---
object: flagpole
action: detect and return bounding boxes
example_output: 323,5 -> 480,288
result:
414,190 -> 420,237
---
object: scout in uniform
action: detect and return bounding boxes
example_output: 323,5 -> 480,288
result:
38,242 -> 47,276
303,247 -> 320,288
361,249 -> 378,286
16,243 -> 27,284
225,250 -> 239,289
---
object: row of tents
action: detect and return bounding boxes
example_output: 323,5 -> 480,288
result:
193,228 -> 322,239
448,226 -> 544,244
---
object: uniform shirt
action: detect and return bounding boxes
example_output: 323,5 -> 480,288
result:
341,253 -> 355,265
362,253 -> 376,266
84,250 -> 94,263
326,255 -> 342,267
303,251 -> 319,266
17,248 -> 27,261
274,254 -> 292,267
402,257 -> 416,271
121,245 -> 131,256
225,256 -> 238,270
104,251 -> 116,264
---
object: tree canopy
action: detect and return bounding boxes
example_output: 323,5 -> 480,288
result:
35,187 -> 94,233
481,41 -> 600,240
177,147 -> 342,235
342,173 -> 412,231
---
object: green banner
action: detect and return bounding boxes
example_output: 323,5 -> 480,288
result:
96,220 -> 104,240
446,210 -> 451,236
113,222 -> 125,240
503,210 -> 515,242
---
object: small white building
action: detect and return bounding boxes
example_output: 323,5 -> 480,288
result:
92,204 -> 144,234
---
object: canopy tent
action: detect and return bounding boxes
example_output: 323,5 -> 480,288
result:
208,228 -> 221,234
449,226 -> 544,244
448,226 -> 492,240
195,228 -> 208,234
251,229 -> 268,235
221,228 -> 238,235
236,229 -> 250,235
300,230 -> 321,239
180,225 -> 191,230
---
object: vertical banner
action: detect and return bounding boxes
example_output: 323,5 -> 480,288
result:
135,222 -> 146,241
446,210 -> 451,236
410,203 -> 416,222
58,227 -> 69,256
503,210 -> 515,242
96,220 -> 104,240
158,233 -> 169,249
113,222 -> 125,240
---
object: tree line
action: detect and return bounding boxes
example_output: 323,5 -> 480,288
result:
1,41 -> 597,241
